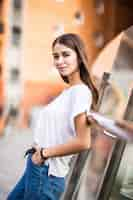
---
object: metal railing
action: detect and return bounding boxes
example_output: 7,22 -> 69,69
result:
61,76 -> 133,200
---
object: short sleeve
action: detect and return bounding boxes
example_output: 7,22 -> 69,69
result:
70,85 -> 92,133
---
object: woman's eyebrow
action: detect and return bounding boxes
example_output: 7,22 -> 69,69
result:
52,52 -> 59,56
62,50 -> 70,53
52,50 -> 70,55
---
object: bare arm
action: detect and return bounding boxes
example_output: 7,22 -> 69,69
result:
115,120 -> 133,133
42,112 -> 91,159
87,111 -> 133,141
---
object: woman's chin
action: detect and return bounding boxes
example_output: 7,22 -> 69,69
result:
60,72 -> 69,76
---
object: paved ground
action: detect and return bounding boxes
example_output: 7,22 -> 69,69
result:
0,125 -> 33,200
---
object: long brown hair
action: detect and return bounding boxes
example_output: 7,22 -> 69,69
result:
52,33 -> 99,109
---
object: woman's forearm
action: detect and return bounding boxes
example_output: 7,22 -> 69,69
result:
42,136 -> 91,159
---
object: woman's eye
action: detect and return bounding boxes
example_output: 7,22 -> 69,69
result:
53,55 -> 59,59
63,53 -> 70,57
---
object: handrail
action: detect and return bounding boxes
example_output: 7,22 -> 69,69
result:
87,111 -> 133,142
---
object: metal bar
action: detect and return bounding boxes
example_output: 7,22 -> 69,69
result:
61,72 -> 111,200
95,72 -> 110,111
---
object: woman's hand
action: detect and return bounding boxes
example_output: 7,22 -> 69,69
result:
31,147 -> 44,165
87,115 -> 98,126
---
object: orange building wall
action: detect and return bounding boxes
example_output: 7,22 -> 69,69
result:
0,0 -> 9,109
0,0 -> 9,132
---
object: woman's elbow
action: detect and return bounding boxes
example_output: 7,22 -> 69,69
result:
80,138 -> 91,150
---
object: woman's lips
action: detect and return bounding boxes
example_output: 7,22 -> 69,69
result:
58,67 -> 67,71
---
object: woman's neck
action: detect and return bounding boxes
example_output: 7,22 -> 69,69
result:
68,72 -> 83,86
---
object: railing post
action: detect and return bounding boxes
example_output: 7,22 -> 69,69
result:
61,72 -> 111,200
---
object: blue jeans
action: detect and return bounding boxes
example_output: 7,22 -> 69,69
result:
7,155 -> 65,200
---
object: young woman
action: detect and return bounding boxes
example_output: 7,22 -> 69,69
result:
7,33 -> 99,200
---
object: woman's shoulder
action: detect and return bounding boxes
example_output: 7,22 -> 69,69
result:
65,83 -> 89,92
70,84 -> 91,94
63,84 -> 92,100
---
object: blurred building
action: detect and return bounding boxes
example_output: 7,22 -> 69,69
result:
0,0 -> 133,129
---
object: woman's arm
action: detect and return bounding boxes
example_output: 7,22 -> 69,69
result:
115,120 -> 133,133
87,111 -> 133,141
32,113 -> 91,165
32,112 -> 91,164
42,112 -> 91,159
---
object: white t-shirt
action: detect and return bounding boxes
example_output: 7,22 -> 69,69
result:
33,84 -> 92,177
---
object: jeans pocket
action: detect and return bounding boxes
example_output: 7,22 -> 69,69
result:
49,175 -> 65,200
51,184 -> 64,200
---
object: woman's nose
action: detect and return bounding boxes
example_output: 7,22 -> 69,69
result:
57,56 -> 64,64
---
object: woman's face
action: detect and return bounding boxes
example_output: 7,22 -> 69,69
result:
52,43 -> 79,77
